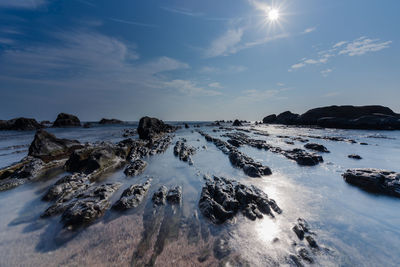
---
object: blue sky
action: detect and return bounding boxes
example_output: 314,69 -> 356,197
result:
0,0 -> 399,121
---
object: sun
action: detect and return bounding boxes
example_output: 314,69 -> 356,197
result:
268,8 -> 280,21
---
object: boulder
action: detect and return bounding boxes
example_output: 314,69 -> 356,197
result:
276,111 -> 300,125
65,143 -> 125,175
262,114 -> 277,124
137,116 -> 175,140
53,113 -> 81,127
28,129 -> 83,162
99,118 -> 123,124
0,117 -> 43,131
342,168 -> 400,197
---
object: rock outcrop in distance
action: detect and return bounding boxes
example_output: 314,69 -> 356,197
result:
53,113 -> 81,127
262,105 -> 400,130
343,168 -> 400,197
137,116 -> 177,140
0,117 -> 43,131
99,118 -> 123,124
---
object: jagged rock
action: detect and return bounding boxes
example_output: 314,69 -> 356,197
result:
342,169 -> 400,197
184,123 -> 190,128
137,116 -> 176,140
113,180 -> 151,210
0,117 -> 43,131
28,129 -> 83,162
53,113 -> 81,127
152,186 -> 168,205
174,140 -> 196,164
199,131 -> 272,177
297,247 -> 313,263
221,131 -> 323,167
61,183 -> 121,227
199,176 -> 281,224
348,154 -> 362,160
124,159 -> 147,176
166,186 -> 182,204
99,118 -> 123,124
42,173 -> 90,202
304,143 -> 330,153
232,119 -> 242,126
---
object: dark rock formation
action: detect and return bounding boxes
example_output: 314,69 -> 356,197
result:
174,140 -> 196,165
0,157 -> 65,191
113,179 -> 151,210
65,143 -> 126,175
276,111 -> 300,125
342,169 -> 400,197
221,132 -> 323,166
28,129 -> 83,162
61,183 -> 121,228
199,175 -> 281,224
184,123 -> 190,128
122,129 -> 136,138
262,105 -> 400,130
232,119 -> 242,127
304,143 -> 330,153
0,117 -> 43,131
166,186 -> 182,204
53,113 -> 81,127
152,186 -> 168,205
262,114 -> 277,124
99,118 -> 123,124
124,159 -> 147,176
137,116 -> 176,140
348,154 -> 362,160
199,131 -> 272,177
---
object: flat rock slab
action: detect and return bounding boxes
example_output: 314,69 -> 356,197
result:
343,168 -> 400,197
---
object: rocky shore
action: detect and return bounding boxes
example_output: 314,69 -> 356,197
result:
263,105 -> 400,130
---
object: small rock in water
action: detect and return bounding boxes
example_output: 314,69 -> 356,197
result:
348,154 -> 362,160
304,143 -> 330,153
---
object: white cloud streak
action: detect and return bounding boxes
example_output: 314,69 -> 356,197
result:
0,0 -> 46,9
289,36 -> 392,73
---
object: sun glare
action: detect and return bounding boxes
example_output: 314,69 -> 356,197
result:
268,8 -> 280,21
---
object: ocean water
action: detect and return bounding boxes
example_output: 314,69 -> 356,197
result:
0,123 -> 399,266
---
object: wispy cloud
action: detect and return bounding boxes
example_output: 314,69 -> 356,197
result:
236,87 -> 290,103
321,68 -> 333,77
208,82 -> 223,89
108,18 -> 158,28
204,28 -> 244,57
302,27 -> 316,34
322,92 -> 340,98
164,79 -> 222,96
0,37 -> 14,44
160,6 -> 203,17
0,29 -> 193,95
289,36 -> 392,73
0,0 -> 46,9
338,37 -> 392,56
200,65 -> 247,74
